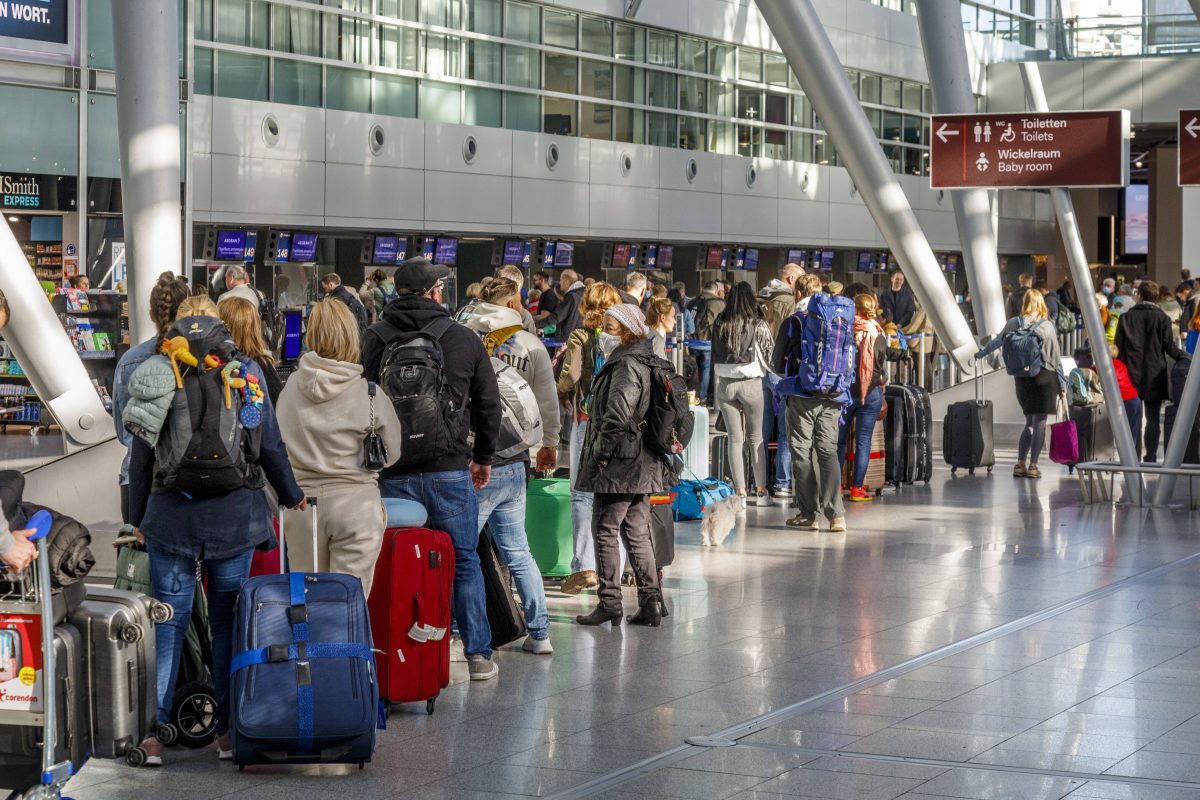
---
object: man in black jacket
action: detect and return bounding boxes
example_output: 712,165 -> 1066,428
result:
880,270 -> 915,328
549,269 -> 585,339
320,273 -> 369,332
1116,281 -> 1190,462
363,257 -> 504,681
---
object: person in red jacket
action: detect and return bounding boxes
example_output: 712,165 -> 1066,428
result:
1094,341 -> 1141,450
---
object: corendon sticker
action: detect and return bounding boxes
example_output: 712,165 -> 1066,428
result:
0,615 -> 44,712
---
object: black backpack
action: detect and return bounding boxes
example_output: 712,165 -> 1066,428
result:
155,316 -> 262,497
688,296 -> 723,340
259,296 -> 284,353
629,353 -> 695,462
375,317 -> 464,468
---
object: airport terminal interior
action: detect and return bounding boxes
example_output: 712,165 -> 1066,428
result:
2,0 -> 1200,798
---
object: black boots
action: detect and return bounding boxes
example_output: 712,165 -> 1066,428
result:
576,606 -> 623,627
626,599 -> 663,627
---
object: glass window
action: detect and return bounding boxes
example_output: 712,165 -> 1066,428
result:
709,81 -> 734,117
923,86 -> 934,113
977,8 -> 995,35
737,125 -> 761,158
505,1 -> 539,42
709,120 -> 734,155
679,76 -> 706,113
88,0 -> 117,68
505,92 -> 540,131
194,0 -> 213,42
422,0 -> 463,28
327,0 -> 369,10
845,69 -> 860,95
902,114 -> 922,145
543,9 -> 577,48
882,111 -> 903,142
581,60 -> 613,100
791,94 -> 811,128
737,88 -> 762,121
504,46 -> 539,88
614,107 -> 644,144
467,41 -> 501,83
378,0 -> 418,20
379,25 -> 421,71
580,102 -> 612,140
0,86 -> 77,175
465,87 -> 502,126
860,73 -> 881,104
217,51 -> 268,101
271,6 -> 320,56
737,48 -> 762,82
421,80 -> 462,123
789,67 -> 801,91
764,92 -> 787,126
881,77 -> 901,107
87,93 -> 119,178
647,71 -> 676,109
961,3 -> 977,31
765,54 -> 789,87
216,0 -> 268,48
764,129 -> 787,160
647,112 -> 676,147
613,65 -> 644,104
544,54 -> 577,94
325,17 -> 372,63
614,23 -> 644,61
581,17 -> 612,56
902,82 -> 922,112
679,116 -> 704,151
425,34 -> 461,77
274,60 -> 322,107
647,31 -> 676,66
679,36 -> 706,73
194,48 -> 214,95
814,134 -> 835,165
790,132 -> 812,163
467,0 -> 501,34
865,107 -> 883,137
326,66 -> 371,112
904,147 -> 923,176
375,74 -> 417,117
543,98 -> 576,135
709,44 -> 734,79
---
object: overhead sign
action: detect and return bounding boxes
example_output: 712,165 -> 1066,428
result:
1181,110 -> 1200,187
930,110 -> 1129,190
0,173 -> 76,211
0,0 -> 68,44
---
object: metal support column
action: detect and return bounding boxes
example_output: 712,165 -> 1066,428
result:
0,220 -> 111,449
1020,62 -> 1140,500
1155,352 -> 1200,503
1190,0 -> 1200,25
756,0 -> 977,369
111,0 -> 183,345
915,0 -> 1007,341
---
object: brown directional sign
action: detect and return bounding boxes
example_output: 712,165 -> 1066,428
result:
930,110 -> 1129,190
1181,110 -> 1200,187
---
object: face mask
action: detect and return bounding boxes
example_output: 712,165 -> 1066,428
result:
599,332 -> 621,356
1102,286 -> 1113,295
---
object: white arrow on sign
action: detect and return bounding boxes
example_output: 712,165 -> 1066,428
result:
1187,117 -> 1200,139
936,122 -> 960,144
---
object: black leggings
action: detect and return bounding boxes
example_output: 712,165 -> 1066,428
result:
1019,414 -> 1048,465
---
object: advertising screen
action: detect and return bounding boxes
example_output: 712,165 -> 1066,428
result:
503,240 -> 525,265
1124,184 -> 1148,255
946,255 -> 958,273
434,237 -> 458,265
0,0 -> 68,44
215,231 -> 245,261
659,245 -> 674,270
612,243 -> 632,268
291,232 -> 319,262
283,311 -> 303,360
706,246 -> 723,269
274,232 -> 292,263
554,241 -> 574,267
820,250 -> 835,271
373,236 -> 400,265
522,241 -> 533,267
744,248 -> 759,270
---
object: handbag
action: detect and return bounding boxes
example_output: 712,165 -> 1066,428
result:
1049,398 -> 1080,465
363,381 -> 388,471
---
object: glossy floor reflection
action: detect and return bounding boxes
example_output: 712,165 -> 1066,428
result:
62,456 -> 1200,800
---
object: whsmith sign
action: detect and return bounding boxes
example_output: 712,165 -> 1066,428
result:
0,173 -> 76,211
0,0 -> 68,45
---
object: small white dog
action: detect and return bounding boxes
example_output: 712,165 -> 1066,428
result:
700,495 -> 739,547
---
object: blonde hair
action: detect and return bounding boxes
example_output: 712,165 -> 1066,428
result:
797,274 -> 822,298
219,297 -> 274,366
481,278 -> 520,306
854,294 -> 878,319
1108,341 -> 1119,359
306,298 -> 361,363
1021,289 -> 1048,320
465,282 -> 483,299
177,296 -> 219,319
581,282 -> 622,330
646,297 -> 675,328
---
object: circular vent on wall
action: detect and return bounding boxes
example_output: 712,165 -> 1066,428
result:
746,163 -> 758,188
546,142 -> 560,171
262,114 -> 280,147
463,136 -> 478,164
686,158 -> 699,183
369,125 -> 386,155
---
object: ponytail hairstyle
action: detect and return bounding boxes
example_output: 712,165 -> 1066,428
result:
150,272 -> 190,351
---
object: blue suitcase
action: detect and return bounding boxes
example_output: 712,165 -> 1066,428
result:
229,501 -> 378,767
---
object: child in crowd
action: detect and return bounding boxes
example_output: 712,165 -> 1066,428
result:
1095,342 -> 1141,444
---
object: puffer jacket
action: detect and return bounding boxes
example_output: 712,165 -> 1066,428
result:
124,355 -> 178,446
575,338 -> 673,495
1116,302 -> 1189,404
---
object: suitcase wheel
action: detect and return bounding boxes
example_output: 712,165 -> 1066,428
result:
126,746 -> 148,768
987,466 -> 993,474
426,698 -> 436,716
950,467 -> 958,476
358,762 -> 366,770
156,722 -> 179,747
150,601 -> 174,624
121,623 -> 144,644
968,468 -> 975,476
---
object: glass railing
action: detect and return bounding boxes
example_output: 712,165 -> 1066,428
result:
1042,14 -> 1200,59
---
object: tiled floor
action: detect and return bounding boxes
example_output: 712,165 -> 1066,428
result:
56,455 -> 1200,800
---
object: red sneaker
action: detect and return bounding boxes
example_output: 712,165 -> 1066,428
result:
848,486 -> 873,503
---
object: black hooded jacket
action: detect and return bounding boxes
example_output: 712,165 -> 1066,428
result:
363,296 -> 502,475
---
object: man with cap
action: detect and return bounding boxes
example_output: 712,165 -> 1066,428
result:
363,257 -> 504,681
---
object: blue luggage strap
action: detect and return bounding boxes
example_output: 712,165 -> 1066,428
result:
230,573 -> 372,755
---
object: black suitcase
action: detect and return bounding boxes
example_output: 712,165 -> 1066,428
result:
943,400 -> 996,475
885,384 -> 933,485
1163,403 -> 1199,463
649,498 -> 675,569
478,527 -> 527,650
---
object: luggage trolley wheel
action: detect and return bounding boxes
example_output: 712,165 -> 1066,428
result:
358,762 -> 365,770
156,721 -> 179,747
987,465 -> 993,474
121,622 -> 144,644
150,601 -> 174,624
126,745 -> 149,768
426,697 -> 437,715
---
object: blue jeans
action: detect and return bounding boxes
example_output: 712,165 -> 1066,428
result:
476,462 -> 549,640
837,386 -> 885,488
381,471 -> 492,659
1125,397 -> 1143,456
147,545 -> 253,734
763,374 -> 791,489
693,348 -> 712,403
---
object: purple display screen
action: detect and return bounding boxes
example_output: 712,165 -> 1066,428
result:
291,232 -> 318,262
744,248 -> 759,270
820,250 -> 834,271
216,231 -> 245,261
554,242 -> 574,267
659,246 -> 674,269
434,238 -> 457,265
503,240 -> 524,265
373,236 -> 400,265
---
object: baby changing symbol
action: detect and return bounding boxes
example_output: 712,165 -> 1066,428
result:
975,153 -> 990,172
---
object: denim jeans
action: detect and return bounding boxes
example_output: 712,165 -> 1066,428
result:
693,348 -> 713,404
476,462 -> 549,640
836,387 -> 885,488
147,545 -> 253,734
381,470 -> 492,659
1125,397 -> 1143,456
762,374 -> 791,490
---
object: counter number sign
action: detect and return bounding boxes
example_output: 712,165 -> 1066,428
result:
1180,110 -> 1200,187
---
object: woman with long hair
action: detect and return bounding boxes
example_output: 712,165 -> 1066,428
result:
556,282 -> 622,595
645,296 -> 676,360
711,282 -> 775,508
218,296 -> 283,404
837,294 -> 899,501
575,304 -> 671,627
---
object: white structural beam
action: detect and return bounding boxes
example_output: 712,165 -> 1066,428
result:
915,0 -> 1007,341
755,0 -> 977,369
111,0 -> 183,345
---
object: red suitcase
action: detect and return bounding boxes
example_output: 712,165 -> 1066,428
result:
368,527 -> 454,715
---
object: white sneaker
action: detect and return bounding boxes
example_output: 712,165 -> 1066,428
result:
450,633 -> 467,662
522,636 -> 554,655
736,495 -> 747,512
468,654 -> 499,681
756,494 -> 775,507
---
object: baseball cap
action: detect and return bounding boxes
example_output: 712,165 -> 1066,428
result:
394,257 -> 451,295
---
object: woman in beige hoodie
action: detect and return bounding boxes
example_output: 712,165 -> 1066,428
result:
276,299 -> 403,594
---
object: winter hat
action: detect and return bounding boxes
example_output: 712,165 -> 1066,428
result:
604,303 -> 650,338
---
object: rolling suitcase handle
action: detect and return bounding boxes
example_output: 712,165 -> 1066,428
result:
278,498 -> 319,575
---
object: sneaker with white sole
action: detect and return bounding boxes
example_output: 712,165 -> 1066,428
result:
522,636 -> 553,655
216,733 -> 232,761
829,516 -> 847,533
139,735 -> 164,767
756,494 -> 774,507
786,514 -> 819,530
468,654 -> 499,681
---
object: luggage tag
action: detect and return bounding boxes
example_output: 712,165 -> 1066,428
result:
407,622 -> 447,643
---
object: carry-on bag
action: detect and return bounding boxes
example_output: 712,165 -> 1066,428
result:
368,525 -> 454,715
885,383 -> 933,485
649,495 -> 675,569
1163,402 -> 1199,464
478,527 -> 527,650
526,478 -> 572,578
842,420 -> 887,494
230,500 -> 378,767
1072,402 -> 1113,464
942,368 -> 995,476
671,478 -> 734,521
682,404 -> 711,479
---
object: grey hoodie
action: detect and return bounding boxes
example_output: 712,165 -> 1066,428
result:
460,302 -> 562,452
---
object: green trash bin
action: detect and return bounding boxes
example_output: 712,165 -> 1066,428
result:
525,477 -> 573,578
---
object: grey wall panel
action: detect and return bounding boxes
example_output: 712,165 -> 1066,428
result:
325,163 -> 424,227
659,149 -> 723,194
659,189 -> 722,237
590,140 -> 659,190
209,154 -> 325,220
1082,60 -> 1144,123
722,194 -> 780,241
209,98 -> 325,162
914,209 -> 961,248
721,156 -> 779,199
425,172 -> 512,230
590,183 -> 660,235
512,132 -> 587,182
828,202 -> 884,246
192,153 -> 212,213
985,64 -> 1028,112
1143,60 -> 1200,122
326,111 -> 424,169
776,161 -> 824,202
426,122 -> 513,177
191,95 -> 213,155
512,177 -> 590,234
778,199 -> 831,243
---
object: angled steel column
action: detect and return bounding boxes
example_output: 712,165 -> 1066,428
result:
111,0 -> 183,345
755,0 -> 977,369
1191,0 -> 1200,25
1019,63 -> 1139,500
915,0 -> 1006,341
0,220 -> 112,449
1155,352 -> 1200,503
